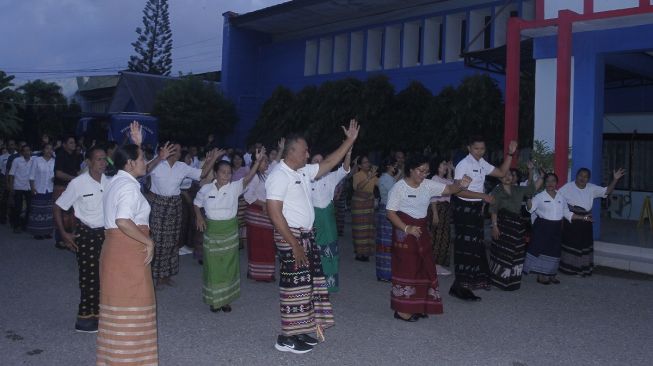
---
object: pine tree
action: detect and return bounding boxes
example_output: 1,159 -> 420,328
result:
128,0 -> 173,75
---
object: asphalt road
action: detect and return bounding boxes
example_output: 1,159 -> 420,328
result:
1,220 -> 652,366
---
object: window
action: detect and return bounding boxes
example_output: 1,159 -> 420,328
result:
484,16 -> 492,49
469,8 -> 492,51
445,13 -> 466,62
350,31 -> 364,71
493,3 -> 519,47
604,135 -> 653,192
318,37 -> 333,75
333,34 -> 349,73
384,25 -> 401,69
366,28 -> 383,71
402,21 -> 422,67
304,40 -> 318,76
460,19 -> 467,55
423,17 -> 443,65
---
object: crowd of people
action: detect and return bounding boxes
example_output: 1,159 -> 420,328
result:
0,121 -> 625,363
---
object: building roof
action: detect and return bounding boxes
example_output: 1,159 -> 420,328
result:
228,0 -> 473,40
76,75 -> 120,92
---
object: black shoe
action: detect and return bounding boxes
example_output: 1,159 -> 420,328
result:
377,277 -> 391,282
418,313 -> 429,318
198,259 -> 203,265
75,317 -> 98,333
394,311 -> 419,322
295,333 -> 318,346
54,242 -> 67,250
448,285 -> 482,301
275,335 -> 313,354
355,255 -> 369,262
44,234 -> 53,239
221,305 -> 232,313
34,235 -> 44,240
210,306 -> 221,313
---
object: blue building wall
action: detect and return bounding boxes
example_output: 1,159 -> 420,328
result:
220,1 -> 528,147
533,23 -> 653,237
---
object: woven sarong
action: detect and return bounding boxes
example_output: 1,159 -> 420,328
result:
203,218 -> 240,307
314,203 -> 340,292
149,194 -> 182,279
334,181 -> 346,236
523,218 -> 562,276
560,207 -> 594,276
431,201 -> 452,266
246,204 -> 275,281
97,226 -> 157,366
375,204 -> 392,281
351,191 -> 375,256
27,192 -> 54,236
452,196 -> 490,290
237,196 -> 248,248
391,212 -> 443,315
77,222 -> 105,317
489,210 -> 526,291
276,228 -> 334,336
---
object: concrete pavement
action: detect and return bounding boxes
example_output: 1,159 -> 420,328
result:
1,221 -> 653,366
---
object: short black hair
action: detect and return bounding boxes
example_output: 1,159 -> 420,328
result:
404,154 -> 430,177
86,145 -> 106,160
543,172 -> 559,183
468,135 -> 486,146
576,167 -> 591,179
108,144 -> 140,176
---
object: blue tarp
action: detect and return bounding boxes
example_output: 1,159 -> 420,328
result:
108,114 -> 159,147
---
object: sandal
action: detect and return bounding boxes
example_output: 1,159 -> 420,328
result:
537,276 -> 551,285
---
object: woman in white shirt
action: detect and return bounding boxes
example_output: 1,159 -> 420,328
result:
385,155 -> 470,322
429,158 -> 454,273
558,167 -> 624,276
244,152 -> 275,282
375,156 -> 398,282
524,173 -> 566,285
27,143 -> 55,239
194,148 -> 264,313
96,140 -> 160,366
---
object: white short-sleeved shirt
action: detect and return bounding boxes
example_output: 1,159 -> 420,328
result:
378,173 -> 396,205
194,178 -> 244,220
266,161 -> 319,229
9,157 -> 33,191
558,181 -> 607,212
103,170 -> 151,229
29,156 -> 55,194
311,166 -> 349,209
529,190 -> 569,222
454,154 -> 495,202
0,153 -> 10,175
150,161 -> 201,196
244,173 -> 267,205
386,179 -> 446,219
56,172 -> 108,228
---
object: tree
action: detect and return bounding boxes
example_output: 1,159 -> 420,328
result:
246,86 -> 295,147
152,77 -> 237,145
18,79 -> 74,142
128,0 -> 173,75
0,70 -> 22,136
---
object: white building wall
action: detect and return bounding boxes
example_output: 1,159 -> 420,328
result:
594,0 -> 639,12
544,0 -> 584,19
533,58 -> 575,150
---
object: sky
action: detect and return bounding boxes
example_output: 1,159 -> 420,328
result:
0,0 -> 287,96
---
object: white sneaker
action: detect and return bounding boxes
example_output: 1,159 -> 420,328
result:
178,245 -> 194,255
436,265 -> 452,276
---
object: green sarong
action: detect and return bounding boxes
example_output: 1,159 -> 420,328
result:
314,203 -> 340,292
202,218 -> 240,307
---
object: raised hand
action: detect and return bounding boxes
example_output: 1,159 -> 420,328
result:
459,174 -> 472,189
342,118 -> 360,141
158,142 -> 175,160
255,146 -> 266,161
129,121 -> 143,146
613,168 -> 625,180
508,140 -> 518,155
277,137 -> 285,151
527,160 -> 535,171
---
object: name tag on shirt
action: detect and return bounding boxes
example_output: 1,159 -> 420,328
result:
544,200 -> 551,203
407,195 -> 416,198
208,196 -> 216,199
295,181 -> 301,184
473,169 -> 479,173
83,194 -> 93,197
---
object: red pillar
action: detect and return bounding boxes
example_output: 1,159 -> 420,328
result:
554,11 -> 574,184
535,0 -> 545,21
584,0 -> 594,14
504,17 -> 522,162
641,0 -> 651,9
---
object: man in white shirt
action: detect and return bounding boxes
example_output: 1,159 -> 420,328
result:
8,145 -> 33,233
266,119 -> 359,354
54,145 -> 108,333
147,142 -> 217,288
27,143 -> 55,239
309,150 -> 351,293
450,135 -> 517,301
0,141 -> 14,224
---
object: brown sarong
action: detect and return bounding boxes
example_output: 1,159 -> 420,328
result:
97,226 -> 158,366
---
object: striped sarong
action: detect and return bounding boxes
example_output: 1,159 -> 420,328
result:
452,197 -> 490,290
27,192 -> 54,236
237,196 -> 248,248
246,204 -> 275,281
391,212 -> 443,315
431,201 -> 452,266
375,204 -> 392,281
149,194 -> 182,279
489,210 -> 526,291
523,218 -> 562,276
314,203 -> 340,292
276,228 -> 334,336
351,191 -> 375,256
97,226 -> 157,366
203,218 -> 240,307
560,207 -> 594,276
334,181 -> 346,236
